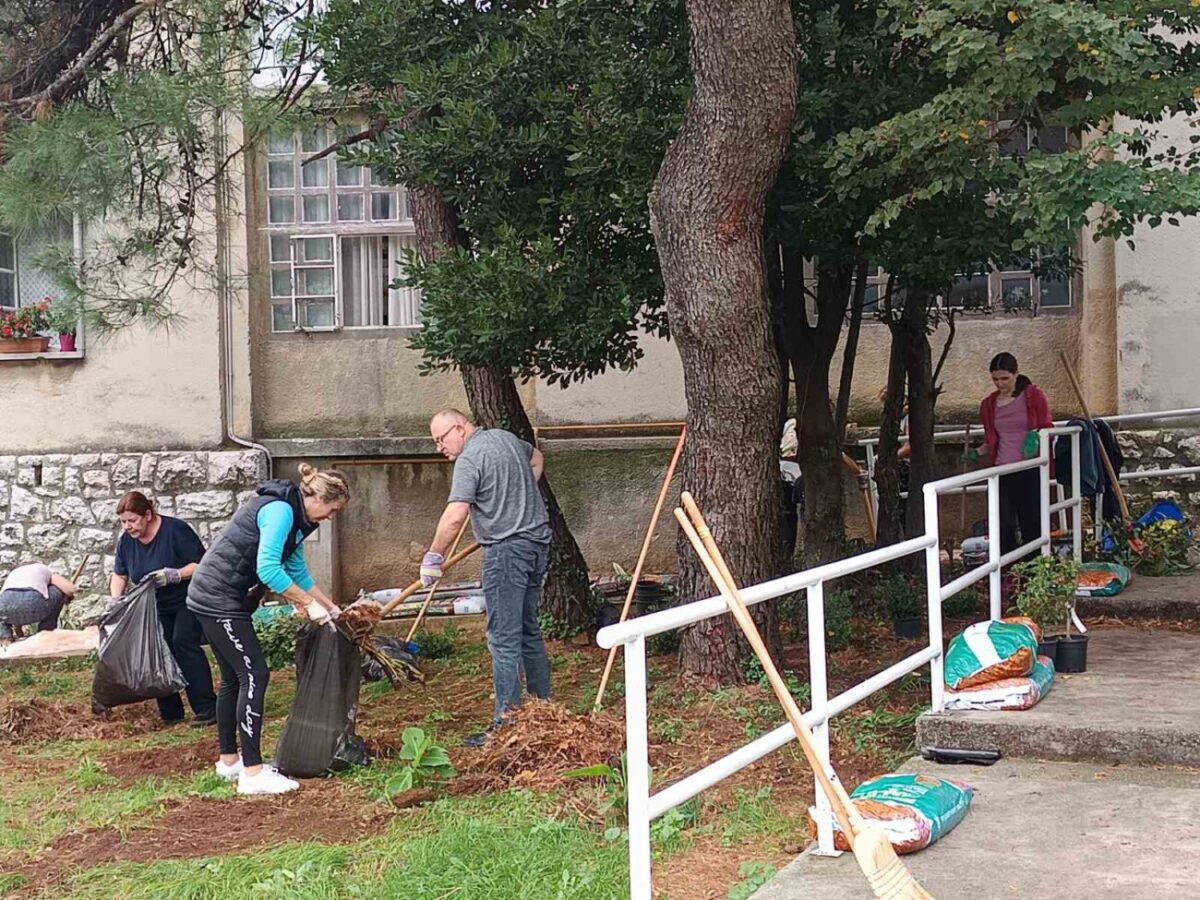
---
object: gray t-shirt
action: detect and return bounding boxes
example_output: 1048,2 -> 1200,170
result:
448,428 -> 551,545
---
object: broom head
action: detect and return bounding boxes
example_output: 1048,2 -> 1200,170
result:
851,821 -> 935,899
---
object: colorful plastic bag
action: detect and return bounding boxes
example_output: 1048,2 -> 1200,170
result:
1075,562 -> 1131,598
810,773 -> 974,854
945,654 -> 1055,711
944,619 -> 1039,690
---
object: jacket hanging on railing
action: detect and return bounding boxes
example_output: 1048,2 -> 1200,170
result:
1054,418 -> 1124,522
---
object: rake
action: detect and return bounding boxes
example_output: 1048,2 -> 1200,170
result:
675,491 -> 934,900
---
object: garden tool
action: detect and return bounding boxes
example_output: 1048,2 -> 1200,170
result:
677,491 -> 934,900
404,519 -> 471,655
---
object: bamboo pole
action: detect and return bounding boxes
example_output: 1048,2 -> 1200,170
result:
592,426 -> 687,712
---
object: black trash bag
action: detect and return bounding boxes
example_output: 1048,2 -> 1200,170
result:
275,622 -> 367,778
91,580 -> 188,713
361,636 -> 421,683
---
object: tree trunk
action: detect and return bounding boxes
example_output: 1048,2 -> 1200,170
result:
904,292 -> 936,535
649,0 -> 796,683
875,319 -> 909,548
410,187 -> 593,631
834,259 -> 868,446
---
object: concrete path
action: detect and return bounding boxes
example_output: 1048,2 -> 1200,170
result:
917,628 -> 1200,766
1083,569 -> 1200,619
753,756 -> 1200,900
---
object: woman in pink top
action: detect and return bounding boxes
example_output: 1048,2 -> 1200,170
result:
967,352 -> 1053,561
0,563 -> 78,642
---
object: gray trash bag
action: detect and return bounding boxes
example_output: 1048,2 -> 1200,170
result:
91,580 -> 188,713
275,622 -> 368,778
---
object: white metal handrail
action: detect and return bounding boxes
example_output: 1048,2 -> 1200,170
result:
599,427 -> 1083,898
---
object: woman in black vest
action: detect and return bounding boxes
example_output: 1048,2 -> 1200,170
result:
188,464 -> 349,796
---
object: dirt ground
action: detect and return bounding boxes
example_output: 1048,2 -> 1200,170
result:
0,610 -> 966,899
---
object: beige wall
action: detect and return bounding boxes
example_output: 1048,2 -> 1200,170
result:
4,295 -> 224,455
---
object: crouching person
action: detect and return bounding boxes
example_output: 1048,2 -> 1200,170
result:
187,464 -> 349,795
0,563 -> 77,642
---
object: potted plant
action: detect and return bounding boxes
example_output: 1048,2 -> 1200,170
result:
45,297 -> 79,352
1013,555 -> 1083,670
882,575 -> 922,639
0,301 -> 51,353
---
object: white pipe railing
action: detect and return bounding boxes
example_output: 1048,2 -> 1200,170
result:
599,427 -> 1083,898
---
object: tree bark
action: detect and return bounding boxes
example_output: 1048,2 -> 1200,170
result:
875,317 -> 909,549
649,0 -> 796,682
904,292 -> 937,535
834,259 -> 868,446
410,187 -> 593,630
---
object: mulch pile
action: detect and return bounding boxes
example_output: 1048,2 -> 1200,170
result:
466,700 -> 625,791
0,698 -> 159,745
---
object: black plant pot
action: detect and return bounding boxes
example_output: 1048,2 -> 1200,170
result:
893,615 -> 921,639
633,580 -> 665,617
1055,634 -> 1089,673
1037,636 -> 1060,662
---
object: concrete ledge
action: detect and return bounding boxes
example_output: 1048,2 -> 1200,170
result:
1081,571 -> 1200,620
917,628 -> 1200,766
260,435 -> 681,458
751,757 -> 1200,899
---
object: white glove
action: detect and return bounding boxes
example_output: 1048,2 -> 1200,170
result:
304,601 -> 341,625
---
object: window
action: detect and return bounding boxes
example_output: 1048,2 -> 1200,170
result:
0,222 -> 73,311
0,234 -> 14,306
264,123 -> 419,332
945,252 -> 1073,312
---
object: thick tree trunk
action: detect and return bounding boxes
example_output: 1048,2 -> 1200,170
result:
410,188 -> 593,631
834,259 -> 869,446
649,0 -> 796,683
875,322 -> 909,548
904,293 -> 936,535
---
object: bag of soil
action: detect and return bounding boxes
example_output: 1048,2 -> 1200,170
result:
361,636 -> 421,682
91,580 -> 187,713
275,622 -> 369,777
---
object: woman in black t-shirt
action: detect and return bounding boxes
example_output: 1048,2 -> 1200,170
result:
109,491 -> 217,726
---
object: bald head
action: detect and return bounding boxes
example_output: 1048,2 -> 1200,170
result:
431,409 -> 473,460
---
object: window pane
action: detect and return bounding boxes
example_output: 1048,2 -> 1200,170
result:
336,160 -> 362,187
295,237 -> 333,262
301,158 -> 329,188
0,234 -> 14,270
371,192 -> 398,221
1000,276 -> 1033,311
998,124 -> 1027,160
268,196 -> 295,224
272,303 -> 295,332
0,272 -> 13,306
302,194 -> 330,223
1039,276 -> 1071,308
269,234 -> 291,263
1034,126 -> 1068,154
337,194 -> 364,222
862,284 -> 879,313
268,130 -> 295,155
301,127 -> 329,154
267,160 -> 294,189
297,267 -> 334,296
270,267 -> 292,297
370,167 -> 394,187
948,274 -> 989,309
298,298 -> 336,328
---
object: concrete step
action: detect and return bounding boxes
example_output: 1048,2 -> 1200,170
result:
917,628 -> 1200,766
1080,570 -> 1200,620
752,757 -> 1200,900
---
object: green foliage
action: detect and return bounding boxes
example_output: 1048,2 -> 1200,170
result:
384,727 -> 457,796
649,798 -> 701,852
881,575 -> 921,619
72,758 -> 117,790
824,589 -> 854,652
255,612 -> 303,670
309,0 -> 687,385
728,862 -> 778,900
564,753 -> 628,824
651,716 -> 686,744
1013,555 -> 1080,633
45,296 -> 80,335
413,624 -> 461,660
1104,518 -> 1195,576
538,612 -> 584,642
942,586 -> 981,620
647,628 -> 681,656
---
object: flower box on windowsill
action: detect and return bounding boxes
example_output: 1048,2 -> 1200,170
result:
0,337 -> 50,354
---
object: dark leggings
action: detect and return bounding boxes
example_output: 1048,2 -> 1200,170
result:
156,607 -> 217,723
1000,468 -> 1042,561
197,614 -> 270,768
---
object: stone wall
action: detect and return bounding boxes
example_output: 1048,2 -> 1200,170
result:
1116,428 -> 1200,520
0,449 -> 267,625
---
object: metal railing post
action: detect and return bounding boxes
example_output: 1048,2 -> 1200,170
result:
806,582 -> 839,855
923,486 -> 945,711
1072,433 -> 1083,562
988,474 -> 1002,620
1040,431 -> 1053,557
624,636 -> 652,900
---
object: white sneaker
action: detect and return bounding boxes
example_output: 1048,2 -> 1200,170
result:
237,764 -> 299,796
215,757 -> 244,781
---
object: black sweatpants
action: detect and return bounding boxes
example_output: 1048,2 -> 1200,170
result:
196,614 -> 270,768
156,606 -> 217,723
999,468 -> 1042,561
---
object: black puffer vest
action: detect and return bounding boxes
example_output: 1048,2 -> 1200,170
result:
186,480 -> 318,620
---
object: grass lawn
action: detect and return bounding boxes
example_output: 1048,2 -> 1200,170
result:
0,610 -> 939,899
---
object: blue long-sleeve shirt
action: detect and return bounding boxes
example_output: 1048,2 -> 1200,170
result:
256,501 -> 315,593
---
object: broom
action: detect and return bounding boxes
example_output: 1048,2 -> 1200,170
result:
675,492 -> 934,900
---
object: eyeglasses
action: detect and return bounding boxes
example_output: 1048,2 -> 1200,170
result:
433,424 -> 460,448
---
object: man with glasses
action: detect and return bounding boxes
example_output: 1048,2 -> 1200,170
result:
421,408 -> 551,746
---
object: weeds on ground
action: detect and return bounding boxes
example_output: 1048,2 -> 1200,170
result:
727,861 -> 778,900
72,758 -> 117,790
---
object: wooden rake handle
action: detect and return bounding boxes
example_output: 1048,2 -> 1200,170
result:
593,426 -> 687,712
674,492 -> 862,839
378,541 -> 482,618
406,519 -> 470,642
1060,352 -> 1130,522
